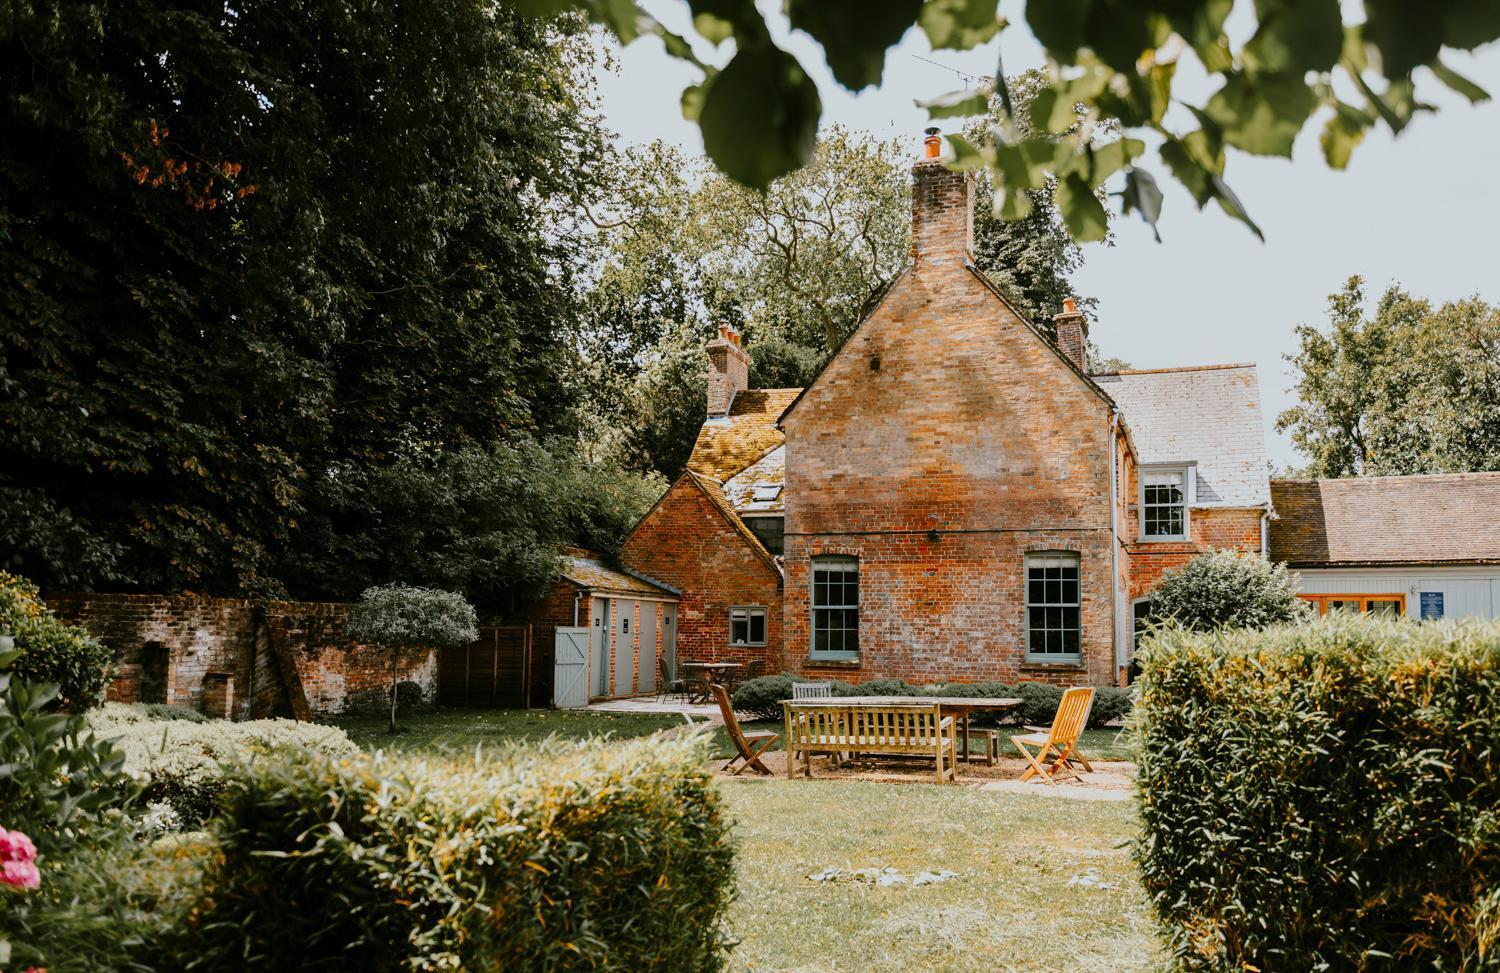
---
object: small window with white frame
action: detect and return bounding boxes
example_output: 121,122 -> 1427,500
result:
1025,552 -> 1081,662
1141,465 -> 1192,540
729,606 -> 767,646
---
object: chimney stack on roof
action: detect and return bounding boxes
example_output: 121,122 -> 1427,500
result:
1053,298 -> 1089,372
705,323 -> 750,416
911,129 -> 973,267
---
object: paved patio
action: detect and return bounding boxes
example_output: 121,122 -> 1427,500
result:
585,696 -> 722,720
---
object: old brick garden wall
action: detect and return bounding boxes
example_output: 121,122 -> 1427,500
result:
49,593 -> 436,719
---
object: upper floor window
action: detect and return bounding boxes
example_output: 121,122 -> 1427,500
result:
730,606 -> 767,646
744,515 -> 784,556
1026,553 -> 1081,662
811,556 -> 858,658
1141,465 -> 1192,540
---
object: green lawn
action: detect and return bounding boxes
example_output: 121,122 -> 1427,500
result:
330,707 -> 684,753
333,708 -> 1156,971
721,779 -> 1159,972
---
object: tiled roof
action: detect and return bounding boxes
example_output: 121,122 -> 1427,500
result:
1092,363 -> 1269,508
561,555 -> 677,597
686,471 -> 781,576
687,388 -> 802,480
723,445 -> 785,513
1270,473 -> 1500,566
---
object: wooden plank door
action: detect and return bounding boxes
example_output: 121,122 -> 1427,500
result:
591,598 -> 611,698
612,599 -> 637,696
662,604 -> 677,682
553,627 -> 589,709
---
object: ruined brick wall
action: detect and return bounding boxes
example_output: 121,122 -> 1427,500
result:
779,158 -> 1122,688
1127,507 -> 1266,599
49,593 -> 435,718
621,476 -> 782,672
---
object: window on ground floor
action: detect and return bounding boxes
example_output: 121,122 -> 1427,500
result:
1131,598 -> 1154,652
1026,553 -> 1081,662
811,556 -> 859,658
729,606 -> 767,646
1300,593 -> 1405,616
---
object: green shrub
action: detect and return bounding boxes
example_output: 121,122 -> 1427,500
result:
89,704 -> 359,827
1149,548 -> 1311,633
1134,616 -> 1500,970
0,817 -> 208,973
732,672 -> 796,720
186,733 -> 735,971
0,666 -> 129,846
0,571 -> 113,711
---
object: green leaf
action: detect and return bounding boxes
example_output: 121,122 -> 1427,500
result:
1167,0 -> 1233,72
1056,172 -> 1109,243
1443,0 -> 1500,50
1243,0 -> 1342,74
918,0 -> 1003,50
698,46 -> 822,190
692,13 -> 735,44
916,86 -> 993,119
1430,59 -> 1491,104
1208,174 -> 1264,241
1119,167 -> 1163,242
1090,138 -> 1145,182
943,133 -> 987,170
787,0 -> 922,91
992,185 -> 1034,220
1204,72 -> 1317,157
1026,0 -> 1091,63
1160,137 -> 1213,207
1081,1 -> 1158,72
1319,101 -> 1372,169
681,82 -> 708,122
1363,0 -> 1445,79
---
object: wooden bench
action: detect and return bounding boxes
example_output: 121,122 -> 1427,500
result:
783,701 -> 958,784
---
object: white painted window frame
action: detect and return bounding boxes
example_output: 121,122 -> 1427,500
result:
810,556 -> 859,660
729,605 -> 767,647
1139,462 -> 1195,542
1024,552 -> 1083,664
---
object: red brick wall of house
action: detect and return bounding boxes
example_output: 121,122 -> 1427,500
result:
49,593 -> 436,718
621,477 -> 782,672
779,159 -> 1122,688
1126,507 -> 1266,599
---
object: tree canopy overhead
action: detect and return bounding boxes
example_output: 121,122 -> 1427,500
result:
519,0 -> 1495,243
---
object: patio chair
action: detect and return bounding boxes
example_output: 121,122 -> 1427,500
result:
711,683 -> 777,776
791,681 -> 833,699
1011,687 -> 1096,785
726,658 -> 765,693
656,656 -> 691,703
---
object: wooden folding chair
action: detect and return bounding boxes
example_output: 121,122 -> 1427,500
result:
1012,687 -> 1095,785
712,683 -> 778,776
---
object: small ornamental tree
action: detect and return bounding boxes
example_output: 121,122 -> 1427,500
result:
347,585 -> 477,733
1150,549 -> 1311,634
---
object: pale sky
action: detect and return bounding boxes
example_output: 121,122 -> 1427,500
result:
592,1 -> 1500,470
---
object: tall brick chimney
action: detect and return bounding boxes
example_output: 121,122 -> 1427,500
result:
911,128 -> 974,268
1053,297 -> 1089,372
705,323 -> 750,416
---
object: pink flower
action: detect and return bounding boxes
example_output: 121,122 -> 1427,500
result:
0,828 -> 37,863
1,859 -> 40,890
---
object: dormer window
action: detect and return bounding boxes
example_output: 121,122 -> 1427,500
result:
1141,465 -> 1193,541
751,484 -> 782,502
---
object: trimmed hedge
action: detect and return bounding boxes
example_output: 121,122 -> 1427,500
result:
184,733 -> 735,971
1134,616 -> 1500,970
89,703 -> 359,826
732,673 -> 1131,729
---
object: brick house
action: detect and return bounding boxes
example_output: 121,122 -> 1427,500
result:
621,142 -> 1272,688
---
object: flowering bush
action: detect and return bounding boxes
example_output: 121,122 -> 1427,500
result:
0,828 -> 39,891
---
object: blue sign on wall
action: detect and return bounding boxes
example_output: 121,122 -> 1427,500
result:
1419,591 -> 1444,620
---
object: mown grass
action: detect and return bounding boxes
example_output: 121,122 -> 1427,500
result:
721,780 -> 1158,972
330,707 -> 684,753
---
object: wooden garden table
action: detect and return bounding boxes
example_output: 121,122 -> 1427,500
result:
786,695 -> 1022,764
679,661 -> 743,703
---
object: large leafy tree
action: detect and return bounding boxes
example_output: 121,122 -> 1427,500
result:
1278,277 -> 1500,477
521,0 -> 1496,242
1,1 -> 607,596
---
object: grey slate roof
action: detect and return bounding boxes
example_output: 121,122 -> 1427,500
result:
1092,363 -> 1270,508
722,445 -> 785,514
